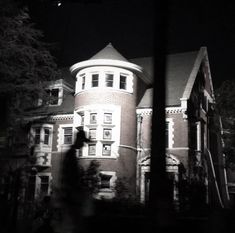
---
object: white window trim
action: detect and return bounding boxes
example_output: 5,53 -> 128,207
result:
75,66 -> 134,94
46,84 -> 63,106
30,124 -> 53,149
34,173 -> 52,200
57,124 -> 75,151
95,171 -> 117,199
74,104 -> 121,158
166,118 -> 174,149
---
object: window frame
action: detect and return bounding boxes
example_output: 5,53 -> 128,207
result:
119,74 -> 127,90
102,143 -> 112,156
74,105 -> 121,158
105,73 -> 114,87
88,143 -> 96,156
89,128 -> 97,140
103,113 -> 112,124
103,128 -> 112,140
90,113 -> 97,124
91,73 -> 99,87
63,127 -> 73,145
31,125 -> 53,147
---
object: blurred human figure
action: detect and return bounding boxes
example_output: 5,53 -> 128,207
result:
61,130 -> 92,233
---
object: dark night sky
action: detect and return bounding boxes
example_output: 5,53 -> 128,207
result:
29,0 -> 235,88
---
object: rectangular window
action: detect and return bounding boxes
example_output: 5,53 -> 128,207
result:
90,113 -> 97,124
100,173 -> 112,189
63,127 -> 73,144
103,144 -> 111,156
91,74 -> 99,87
81,75 -> 85,90
40,176 -> 49,197
88,144 -> 96,155
44,128 -> 50,145
49,88 -> 59,105
120,75 -> 127,90
165,122 -> 169,148
81,115 -> 84,125
105,73 -> 114,87
103,129 -> 112,140
89,129 -> 97,140
104,113 -> 112,124
35,128 -> 41,144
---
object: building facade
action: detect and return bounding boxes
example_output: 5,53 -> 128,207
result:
7,44 -> 230,209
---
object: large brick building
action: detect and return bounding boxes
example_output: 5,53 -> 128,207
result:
20,44 -> 230,209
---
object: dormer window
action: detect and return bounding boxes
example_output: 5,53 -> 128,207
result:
91,74 -> 99,87
120,74 -> 127,90
47,88 -> 59,105
105,73 -> 114,87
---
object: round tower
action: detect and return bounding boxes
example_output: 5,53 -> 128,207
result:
70,43 -> 143,198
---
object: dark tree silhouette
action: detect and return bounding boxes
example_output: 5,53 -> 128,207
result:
0,0 -> 59,129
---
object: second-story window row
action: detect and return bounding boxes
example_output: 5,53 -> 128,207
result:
32,126 -> 52,146
76,70 -> 133,93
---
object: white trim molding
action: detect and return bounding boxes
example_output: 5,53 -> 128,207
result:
74,104 -> 121,158
57,124 -> 75,152
166,118 -> 174,149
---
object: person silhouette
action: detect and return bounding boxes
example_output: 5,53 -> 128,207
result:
61,129 -> 91,233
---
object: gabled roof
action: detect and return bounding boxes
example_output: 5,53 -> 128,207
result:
89,43 -> 129,62
136,48 -> 206,107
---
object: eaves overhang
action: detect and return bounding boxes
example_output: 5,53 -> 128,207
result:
70,59 -> 152,85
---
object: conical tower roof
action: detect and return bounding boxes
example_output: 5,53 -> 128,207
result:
89,43 -> 128,62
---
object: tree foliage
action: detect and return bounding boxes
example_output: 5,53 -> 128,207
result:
215,79 -> 235,169
0,0 -> 59,126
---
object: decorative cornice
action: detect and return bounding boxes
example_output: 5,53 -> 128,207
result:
136,108 -> 152,116
165,107 -> 184,114
137,107 -> 185,116
25,114 -> 74,122
50,114 -> 74,121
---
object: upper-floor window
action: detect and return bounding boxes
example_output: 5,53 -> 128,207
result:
105,73 -> 114,87
75,67 -> 133,94
88,144 -> 96,156
74,105 -> 121,158
120,74 -> 127,90
44,128 -> 50,145
89,128 -> 97,140
34,128 -> 41,144
90,113 -> 97,124
104,113 -> 112,124
91,74 -> 99,87
103,129 -> 112,140
47,88 -> 59,105
81,74 -> 85,90
63,127 -> 73,145
32,126 -> 53,146
102,144 -> 111,156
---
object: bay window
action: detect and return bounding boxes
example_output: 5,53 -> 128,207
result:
74,105 -> 121,158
